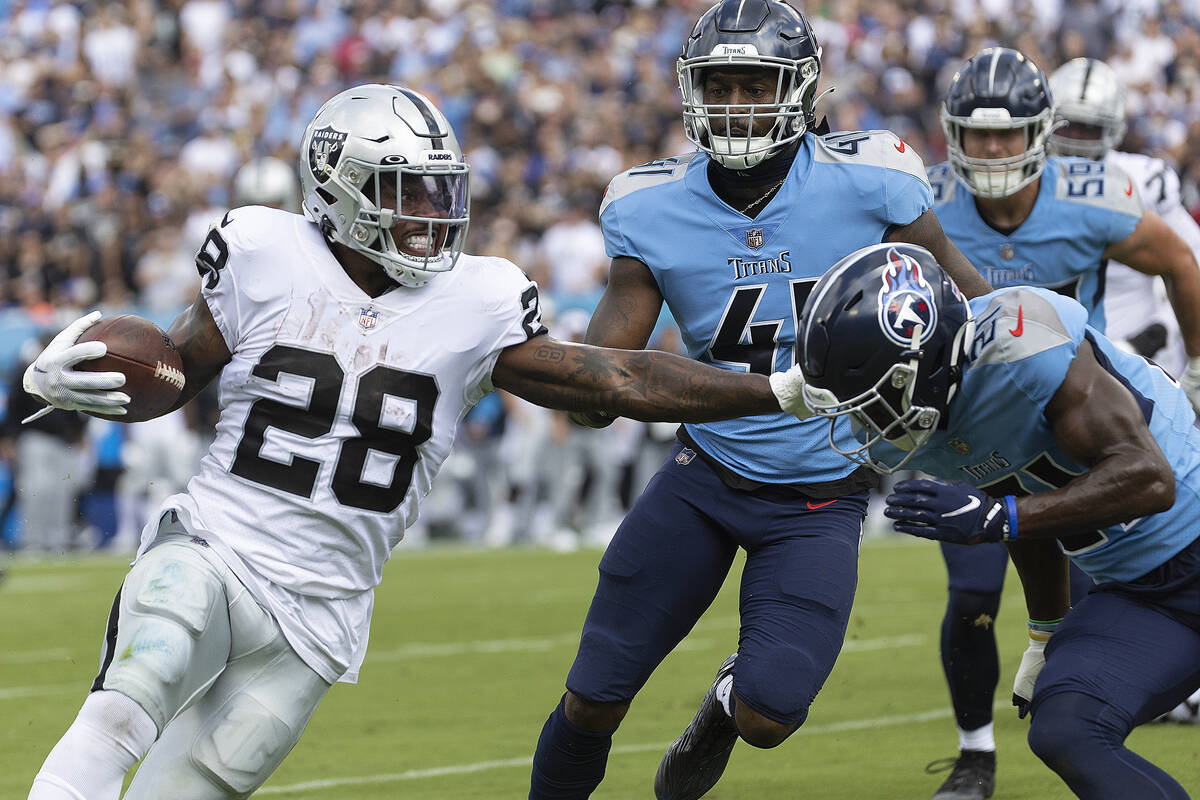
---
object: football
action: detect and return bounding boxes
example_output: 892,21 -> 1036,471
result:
75,315 -> 185,422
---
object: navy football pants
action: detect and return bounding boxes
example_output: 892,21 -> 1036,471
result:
565,441 -> 867,726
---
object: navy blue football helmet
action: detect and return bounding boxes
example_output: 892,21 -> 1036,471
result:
941,47 -> 1055,198
678,0 -> 823,169
798,243 -> 975,473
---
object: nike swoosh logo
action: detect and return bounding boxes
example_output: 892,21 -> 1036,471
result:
894,139 -> 906,153
1008,305 -> 1024,337
33,366 -> 47,373
1124,179 -> 1133,197
220,210 -> 234,227
943,495 -> 981,518
807,499 -> 837,510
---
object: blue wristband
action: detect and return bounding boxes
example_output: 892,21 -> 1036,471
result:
1004,495 -> 1019,541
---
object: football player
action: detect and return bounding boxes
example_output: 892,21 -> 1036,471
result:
1048,57 -> 1200,389
795,241 -> 1200,800
921,47 -> 1200,799
527,3 -> 989,800
1049,55 -> 1200,730
20,84 -> 813,800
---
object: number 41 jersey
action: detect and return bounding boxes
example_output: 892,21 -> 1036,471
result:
144,206 -> 545,683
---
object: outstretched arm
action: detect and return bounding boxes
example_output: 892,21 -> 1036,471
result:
888,209 -> 992,299
491,336 -> 781,422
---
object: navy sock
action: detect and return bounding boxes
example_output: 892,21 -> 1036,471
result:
941,588 -> 1001,731
529,695 -> 615,800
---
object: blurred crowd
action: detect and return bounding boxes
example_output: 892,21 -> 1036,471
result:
3,0 -> 1200,552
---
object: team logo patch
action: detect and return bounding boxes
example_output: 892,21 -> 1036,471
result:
947,436 -> 972,456
878,247 -> 937,347
308,125 -> 347,183
745,227 -> 765,250
675,447 -> 696,465
999,242 -> 1015,261
358,307 -> 379,330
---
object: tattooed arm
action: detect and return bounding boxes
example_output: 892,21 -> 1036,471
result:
165,290 -> 233,411
491,336 -> 780,422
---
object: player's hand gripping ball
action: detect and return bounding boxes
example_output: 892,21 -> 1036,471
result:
76,315 -> 185,421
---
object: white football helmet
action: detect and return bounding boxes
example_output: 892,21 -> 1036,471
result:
1047,58 -> 1127,160
234,156 -> 300,211
300,84 -> 470,288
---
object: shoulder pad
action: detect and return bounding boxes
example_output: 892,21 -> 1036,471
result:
600,153 -> 699,217
926,161 -> 958,205
1109,150 -> 1181,214
969,287 -> 1076,366
1050,158 -> 1143,217
815,129 -> 929,183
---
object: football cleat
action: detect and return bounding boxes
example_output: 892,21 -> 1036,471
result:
654,653 -> 739,800
926,749 -> 996,800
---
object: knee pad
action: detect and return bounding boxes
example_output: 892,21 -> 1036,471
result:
190,692 -> 296,794
101,543 -> 229,729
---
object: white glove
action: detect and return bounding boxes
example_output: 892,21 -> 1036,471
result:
22,311 -> 129,421
1012,622 -> 1056,719
769,363 -> 812,420
1179,357 -> 1200,414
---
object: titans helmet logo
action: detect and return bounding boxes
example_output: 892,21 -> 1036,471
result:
308,126 -> 347,183
878,247 -> 937,347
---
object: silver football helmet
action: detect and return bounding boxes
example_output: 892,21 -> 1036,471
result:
234,156 -> 300,211
1047,58 -> 1127,160
300,84 -> 470,288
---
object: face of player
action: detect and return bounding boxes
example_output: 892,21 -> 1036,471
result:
960,127 -> 1027,160
377,171 -> 461,259
702,66 -> 782,139
1055,121 -> 1105,144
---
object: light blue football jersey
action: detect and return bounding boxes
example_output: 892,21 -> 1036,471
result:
600,131 -> 933,483
928,157 -> 1143,332
904,287 -> 1200,584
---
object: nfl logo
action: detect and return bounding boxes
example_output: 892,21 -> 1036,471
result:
1000,242 -> 1015,261
745,227 -> 765,250
947,437 -> 971,455
675,447 -> 696,465
358,307 -> 379,330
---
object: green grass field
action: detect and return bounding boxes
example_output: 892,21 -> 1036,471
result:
2,537 -> 1196,798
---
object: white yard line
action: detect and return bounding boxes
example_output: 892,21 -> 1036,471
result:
258,700 -> 983,796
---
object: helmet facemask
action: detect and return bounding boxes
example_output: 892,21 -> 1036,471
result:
805,325 -> 953,474
678,49 -> 821,170
942,106 -> 1057,199
322,157 -> 469,288
1047,58 -> 1127,161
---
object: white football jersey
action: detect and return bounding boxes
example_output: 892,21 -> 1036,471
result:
140,206 -> 546,683
1103,150 -> 1200,375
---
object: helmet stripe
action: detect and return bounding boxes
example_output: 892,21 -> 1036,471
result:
397,88 -> 445,149
1080,59 -> 1094,101
987,48 -> 1001,95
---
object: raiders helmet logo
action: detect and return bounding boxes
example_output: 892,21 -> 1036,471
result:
878,247 -> 937,347
308,126 -> 348,183
745,227 -> 765,250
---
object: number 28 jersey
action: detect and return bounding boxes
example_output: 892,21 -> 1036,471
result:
146,206 -> 545,683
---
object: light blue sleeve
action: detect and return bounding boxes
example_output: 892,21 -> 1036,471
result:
599,192 -> 641,262
1000,290 -> 1090,411
885,169 -> 935,228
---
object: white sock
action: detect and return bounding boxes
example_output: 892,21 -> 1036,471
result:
29,690 -> 158,800
957,722 -> 995,752
715,674 -> 735,718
